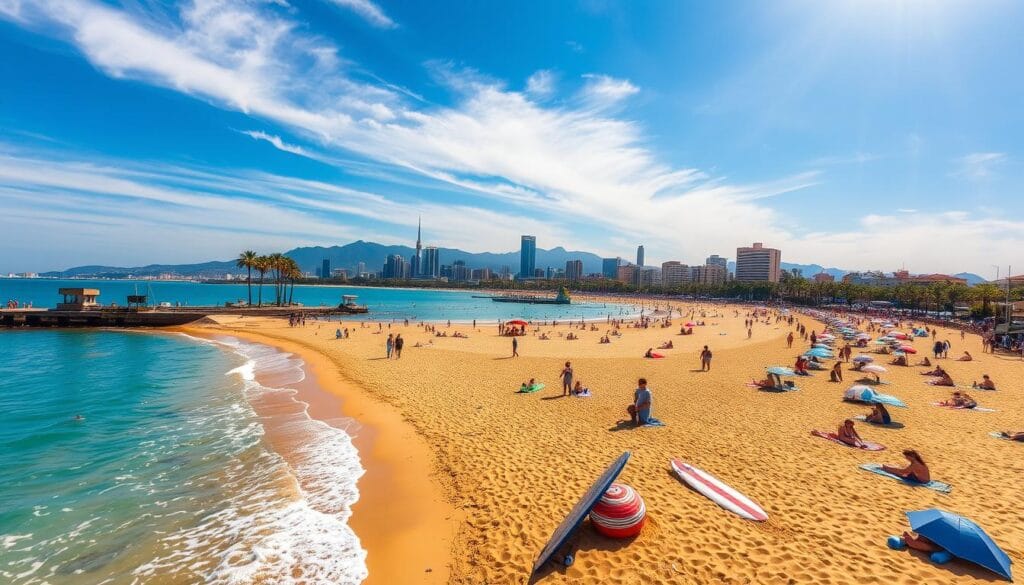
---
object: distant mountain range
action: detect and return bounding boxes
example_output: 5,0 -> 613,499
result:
38,240 -> 988,284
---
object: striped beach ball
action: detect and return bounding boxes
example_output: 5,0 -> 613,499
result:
590,483 -> 646,538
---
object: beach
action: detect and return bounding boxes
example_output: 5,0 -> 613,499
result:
184,305 -> 1024,584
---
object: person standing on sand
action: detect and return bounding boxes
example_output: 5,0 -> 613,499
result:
787,332 -> 794,348
700,346 -> 713,371
394,334 -> 404,359
747,327 -> 752,339
386,334 -> 394,359
512,336 -> 519,357
560,361 -> 574,395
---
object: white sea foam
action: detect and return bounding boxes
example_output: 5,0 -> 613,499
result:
145,335 -> 368,584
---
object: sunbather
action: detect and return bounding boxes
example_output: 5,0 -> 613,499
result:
931,370 -> 955,387
902,532 -> 943,553
865,403 -> 892,425
882,450 -> 930,484
998,431 -> 1024,441
889,354 -> 907,366
972,374 -> 996,390
940,391 -> 977,409
836,419 -> 865,448
829,362 -> 843,383
957,351 -> 972,361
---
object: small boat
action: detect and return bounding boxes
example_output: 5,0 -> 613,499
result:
337,295 -> 369,314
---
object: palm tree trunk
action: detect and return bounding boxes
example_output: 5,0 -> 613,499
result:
247,266 -> 252,306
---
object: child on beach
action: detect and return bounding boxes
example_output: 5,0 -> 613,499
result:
700,346 -> 712,371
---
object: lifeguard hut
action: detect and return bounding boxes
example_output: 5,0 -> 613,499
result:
57,288 -> 100,310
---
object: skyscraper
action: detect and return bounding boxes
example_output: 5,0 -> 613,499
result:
735,242 -> 781,282
383,255 -> 406,279
422,246 -> 439,278
411,216 -> 422,277
565,259 -> 583,281
602,257 -> 621,279
636,245 -> 645,267
356,262 -> 366,276
321,258 -> 331,280
705,254 -> 728,270
520,235 -> 536,278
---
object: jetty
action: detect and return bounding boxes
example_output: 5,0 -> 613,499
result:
1,288 -> 361,328
491,286 -> 572,305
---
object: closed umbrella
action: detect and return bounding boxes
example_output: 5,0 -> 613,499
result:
906,509 -> 1012,580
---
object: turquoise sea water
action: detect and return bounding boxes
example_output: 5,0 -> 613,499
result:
0,330 -> 366,584
1,279 -> 632,322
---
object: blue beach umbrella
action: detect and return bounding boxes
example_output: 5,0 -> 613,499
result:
804,347 -> 834,358
906,509 -> 1012,580
766,366 -> 795,376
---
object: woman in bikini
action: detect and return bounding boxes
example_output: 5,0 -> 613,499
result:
882,450 -> 930,484
829,362 -> 843,382
836,419 -> 865,448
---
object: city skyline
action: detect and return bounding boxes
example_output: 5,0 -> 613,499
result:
2,2 -> 1024,273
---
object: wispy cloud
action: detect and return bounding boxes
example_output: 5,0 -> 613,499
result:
807,152 -> 880,167
240,130 -> 309,157
322,0 -> 395,28
953,152 -> 1006,179
579,73 -> 639,109
525,69 -> 556,98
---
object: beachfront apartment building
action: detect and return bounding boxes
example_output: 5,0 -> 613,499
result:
565,259 -> 584,281
602,257 -> 621,279
735,242 -> 781,282
661,261 -> 691,287
520,235 -> 536,278
692,264 -> 727,285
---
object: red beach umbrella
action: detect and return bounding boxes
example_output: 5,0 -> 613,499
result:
899,345 -> 917,354
507,319 -> 528,326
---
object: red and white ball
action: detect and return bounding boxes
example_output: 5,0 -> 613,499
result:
590,483 -> 646,538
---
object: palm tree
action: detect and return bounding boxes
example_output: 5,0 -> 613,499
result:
236,250 -> 258,306
255,255 -> 270,307
266,253 -> 286,306
972,283 -> 1001,317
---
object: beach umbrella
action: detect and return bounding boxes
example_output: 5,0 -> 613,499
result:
844,385 -> 907,408
862,365 -> 887,374
888,331 -> 909,339
766,366 -> 796,376
906,509 -> 1012,580
852,355 -> 874,363
685,321 -> 696,327
507,319 -> 528,326
899,345 -> 918,354
812,343 -> 831,349
804,348 -> 834,358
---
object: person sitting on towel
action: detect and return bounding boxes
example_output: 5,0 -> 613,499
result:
836,419 -> 865,448
889,354 -> 908,366
628,378 -> 653,425
865,403 -> 892,425
957,351 -> 973,361
973,374 -> 996,390
754,372 -> 783,390
932,370 -> 955,387
943,391 -> 977,409
518,378 -> 537,393
829,362 -> 843,383
644,348 -> 655,358
882,450 -> 930,484
921,364 -> 946,377
794,356 -> 810,375
572,380 -> 590,396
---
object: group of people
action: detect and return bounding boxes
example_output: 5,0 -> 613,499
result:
5,299 -> 31,309
384,333 -> 404,359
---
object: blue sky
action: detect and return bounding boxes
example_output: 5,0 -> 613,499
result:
1,0 -> 1022,275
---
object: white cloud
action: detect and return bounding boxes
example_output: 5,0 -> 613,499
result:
525,69 -> 556,98
579,73 -> 639,108
322,0 -> 395,28
953,152 -> 1006,179
241,130 -> 309,156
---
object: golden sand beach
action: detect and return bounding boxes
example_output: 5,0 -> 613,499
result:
184,305 -> 1024,584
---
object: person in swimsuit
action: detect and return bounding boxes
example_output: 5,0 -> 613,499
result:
933,370 -> 955,387
998,431 -> 1024,441
883,450 -> 930,483
944,391 -> 977,409
973,374 -> 996,390
889,354 -> 907,366
903,532 -> 943,553
836,419 -> 865,448
829,362 -> 843,383
957,351 -> 972,361
917,357 -> 931,367
560,362 -> 574,396
865,403 -> 892,425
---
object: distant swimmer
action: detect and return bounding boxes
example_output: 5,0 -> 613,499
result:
73,414 -> 85,421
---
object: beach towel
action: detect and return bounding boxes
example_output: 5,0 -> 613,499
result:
642,417 -> 665,427
990,432 -> 1022,442
858,464 -> 952,494
931,402 -> 996,412
810,430 -> 886,451
574,390 -> 592,398
517,383 -> 545,394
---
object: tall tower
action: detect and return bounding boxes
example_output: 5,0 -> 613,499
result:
411,216 -> 422,278
636,245 -> 645,267
520,235 -> 536,278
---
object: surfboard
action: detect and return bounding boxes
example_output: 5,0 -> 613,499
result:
670,459 -> 767,522
531,451 -> 630,576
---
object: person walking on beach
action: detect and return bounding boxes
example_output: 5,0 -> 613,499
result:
787,332 -> 794,348
386,334 -> 394,359
700,346 -> 713,371
512,336 -> 519,357
394,334 -> 404,359
560,361 -> 574,396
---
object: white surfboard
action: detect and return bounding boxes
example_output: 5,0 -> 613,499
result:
670,459 -> 767,522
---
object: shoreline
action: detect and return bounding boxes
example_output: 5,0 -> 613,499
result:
178,325 -> 459,585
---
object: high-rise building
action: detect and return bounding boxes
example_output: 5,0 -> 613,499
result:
356,262 -> 366,277
545,266 -> 554,279
706,254 -> 728,270
616,264 -> 636,284
565,259 -> 583,281
636,245 -> 645,267
383,255 -> 407,279
520,235 -> 536,278
602,257 -> 621,279
411,216 -> 422,277
692,264 -> 727,285
472,267 -> 492,281
451,260 -> 471,282
534,268 -> 545,278
634,266 -> 658,287
321,259 -> 331,280
661,261 -> 691,287
735,242 -> 781,282
421,246 -> 439,278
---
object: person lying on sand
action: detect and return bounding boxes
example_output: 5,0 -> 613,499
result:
830,362 -> 843,383
998,431 -> 1024,441
931,370 -> 955,387
973,374 -> 996,390
882,450 -> 930,484
921,365 -> 946,377
940,391 -> 977,409
917,357 -> 931,367
865,403 -> 892,425
957,351 -> 972,361
889,354 -> 908,366
658,340 -> 674,349
902,532 -> 943,553
753,372 -> 785,390
836,419 -> 865,448
644,348 -> 655,358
